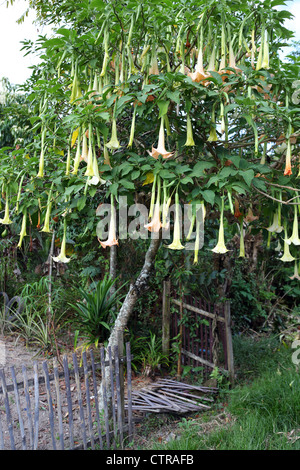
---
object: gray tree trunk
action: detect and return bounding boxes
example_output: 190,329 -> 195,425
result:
98,236 -> 161,410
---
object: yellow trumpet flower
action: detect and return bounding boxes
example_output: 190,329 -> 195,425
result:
168,190 -> 184,250
53,219 -> 71,263
212,197 -> 229,254
106,118 -> 121,150
287,205 -> 300,246
0,189 -> 12,225
17,210 -> 27,248
280,225 -> 295,262
184,114 -> 195,147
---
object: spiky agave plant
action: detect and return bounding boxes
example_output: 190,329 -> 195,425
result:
69,275 -> 126,349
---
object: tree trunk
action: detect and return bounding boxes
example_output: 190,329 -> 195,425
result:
98,236 -> 161,410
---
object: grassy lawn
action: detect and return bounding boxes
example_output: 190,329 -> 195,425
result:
135,335 -> 300,451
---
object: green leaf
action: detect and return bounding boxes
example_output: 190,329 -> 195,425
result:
201,190 -> 215,205
241,169 -> 255,187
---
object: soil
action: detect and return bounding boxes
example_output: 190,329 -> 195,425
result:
0,334 -> 222,451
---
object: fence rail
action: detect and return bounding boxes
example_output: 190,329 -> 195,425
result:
162,280 -> 234,382
0,343 -> 134,450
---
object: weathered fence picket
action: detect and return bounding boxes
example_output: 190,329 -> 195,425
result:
0,343 -> 134,450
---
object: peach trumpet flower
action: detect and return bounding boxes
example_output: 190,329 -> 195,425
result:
148,116 -> 174,160
284,138 -> 292,176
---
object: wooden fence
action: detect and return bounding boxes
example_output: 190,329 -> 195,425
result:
0,343 -> 134,450
162,280 -> 234,383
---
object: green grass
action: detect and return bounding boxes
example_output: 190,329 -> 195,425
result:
146,335 -> 300,451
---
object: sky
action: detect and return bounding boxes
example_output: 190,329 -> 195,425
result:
0,0 -> 299,86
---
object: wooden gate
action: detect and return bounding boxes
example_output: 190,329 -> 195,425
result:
162,280 -> 234,383
0,343 -> 134,450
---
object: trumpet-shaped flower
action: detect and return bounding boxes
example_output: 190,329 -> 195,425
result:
53,219 -> 71,263
17,210 -> 27,248
85,130 -> 96,177
188,46 -> 209,83
212,197 -> 229,254
279,226 -> 295,262
88,149 -> 105,186
72,131 -> 82,175
148,116 -> 174,159
184,114 -> 195,147
289,261 -> 300,281
266,210 -> 283,233
284,138 -> 292,176
99,194 -> 119,248
261,30 -> 270,70
0,191 -> 13,225
162,180 -> 172,230
80,132 -> 88,163
41,202 -> 52,233
167,191 -> 184,250
145,176 -> 162,233
106,118 -> 121,150
287,205 -> 300,246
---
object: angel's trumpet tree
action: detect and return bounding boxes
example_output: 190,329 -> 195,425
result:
167,190 -> 184,250
0,188 -> 13,225
53,219 -> 71,263
148,116 -> 174,159
212,197 -> 229,254
99,194 -> 119,248
17,210 -> 27,248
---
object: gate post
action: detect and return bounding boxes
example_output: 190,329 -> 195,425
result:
162,279 -> 171,359
224,301 -> 235,384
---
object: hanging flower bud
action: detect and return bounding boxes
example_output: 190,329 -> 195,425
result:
41,183 -> 54,233
0,187 -> 13,225
289,261 -> 300,281
239,218 -> 245,258
37,127 -> 46,178
280,223 -> 295,262
17,209 -> 27,248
